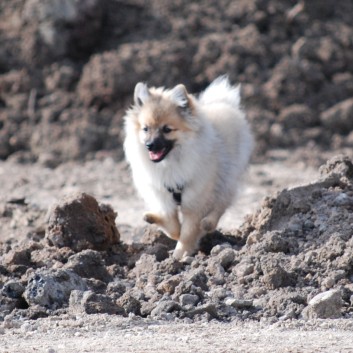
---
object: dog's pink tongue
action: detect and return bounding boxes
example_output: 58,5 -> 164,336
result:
149,150 -> 164,161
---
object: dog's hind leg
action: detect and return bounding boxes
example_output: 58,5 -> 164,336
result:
143,211 -> 180,240
200,208 -> 224,233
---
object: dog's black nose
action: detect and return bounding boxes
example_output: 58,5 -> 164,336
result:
146,138 -> 163,152
145,142 -> 154,151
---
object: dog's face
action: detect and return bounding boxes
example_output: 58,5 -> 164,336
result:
131,83 -> 195,163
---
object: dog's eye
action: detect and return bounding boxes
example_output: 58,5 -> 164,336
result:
142,126 -> 149,132
162,125 -> 172,134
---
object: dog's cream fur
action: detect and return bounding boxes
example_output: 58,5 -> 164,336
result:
124,76 -> 253,259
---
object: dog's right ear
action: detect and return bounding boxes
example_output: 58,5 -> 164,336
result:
134,82 -> 150,107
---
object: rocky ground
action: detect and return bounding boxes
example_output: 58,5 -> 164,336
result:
1,0 -> 353,352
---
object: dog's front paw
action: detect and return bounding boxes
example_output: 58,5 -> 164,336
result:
143,212 -> 157,224
173,241 -> 195,260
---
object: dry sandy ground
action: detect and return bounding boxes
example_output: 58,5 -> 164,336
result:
1,155 -> 353,352
1,314 -> 353,353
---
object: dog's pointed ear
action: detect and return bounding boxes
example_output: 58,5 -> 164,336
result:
170,84 -> 190,110
134,82 -> 150,107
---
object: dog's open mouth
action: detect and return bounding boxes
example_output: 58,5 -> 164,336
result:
149,147 -> 171,162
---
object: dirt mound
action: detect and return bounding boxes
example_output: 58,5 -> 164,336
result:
1,156 -> 352,324
1,0 -> 353,164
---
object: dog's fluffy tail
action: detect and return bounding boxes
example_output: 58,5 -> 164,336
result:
198,75 -> 241,108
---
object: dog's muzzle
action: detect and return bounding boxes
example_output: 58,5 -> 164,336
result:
145,137 -> 174,163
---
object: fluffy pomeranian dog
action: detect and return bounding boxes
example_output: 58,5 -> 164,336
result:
124,76 -> 253,259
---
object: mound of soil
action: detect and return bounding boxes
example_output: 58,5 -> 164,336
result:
1,156 -> 352,324
0,0 -> 353,165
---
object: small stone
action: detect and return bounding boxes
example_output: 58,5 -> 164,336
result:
217,248 -> 236,269
185,303 -> 218,319
1,280 -> 25,299
179,294 -> 199,307
3,248 -> 31,267
233,261 -> 254,278
106,281 -> 126,299
157,275 -> 182,295
186,269 -> 208,291
210,243 -> 232,256
225,297 -> 253,309
302,289 -> 343,319
116,293 -> 141,315
150,300 -> 180,318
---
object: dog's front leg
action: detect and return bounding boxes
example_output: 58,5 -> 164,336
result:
143,210 -> 180,240
173,211 -> 203,260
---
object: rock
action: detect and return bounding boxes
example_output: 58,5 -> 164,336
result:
179,294 -> 199,307
216,248 -> 236,269
46,192 -> 120,252
225,298 -> 253,309
145,243 -> 170,262
157,275 -> 182,295
186,269 -> 208,291
302,289 -> 343,319
140,301 -> 157,317
69,290 -> 124,315
210,243 -> 232,256
1,281 -> 25,299
24,269 -> 87,309
158,257 -> 184,275
184,303 -> 218,319
116,293 -> 141,316
106,281 -> 126,299
150,300 -> 180,318
64,249 -> 112,283
261,259 -> 296,289
3,248 -> 31,267
233,261 -> 254,279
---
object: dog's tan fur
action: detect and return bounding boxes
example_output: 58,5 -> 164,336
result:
124,76 -> 253,259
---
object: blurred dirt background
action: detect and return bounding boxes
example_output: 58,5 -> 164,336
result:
1,0 -> 353,352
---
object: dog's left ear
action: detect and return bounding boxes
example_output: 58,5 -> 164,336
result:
170,84 -> 190,111
134,82 -> 150,107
